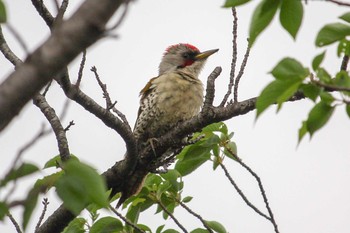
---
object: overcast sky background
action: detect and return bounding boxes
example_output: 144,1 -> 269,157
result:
1,0 -> 350,232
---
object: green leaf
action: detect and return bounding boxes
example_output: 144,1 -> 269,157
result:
62,217 -> 86,233
0,0 -> 7,23
249,0 -> 280,46
191,229 -> 208,233
223,0 -> 252,7
0,202 -> 8,220
256,79 -> 302,116
126,204 -> 141,225
271,58 -> 309,81
223,141 -> 238,161
312,51 -> 326,71
55,160 -> 108,215
306,101 -> 334,136
319,91 -> 334,105
23,187 -> 41,230
300,84 -> 320,102
298,121 -> 308,143
175,146 -> 211,176
90,217 -> 123,233
346,104 -> 350,118
55,174 -> 87,215
182,196 -> 193,203
1,163 -> 39,187
337,39 -> 350,56
163,230 -> 180,233
156,225 -> 165,233
44,154 -> 79,169
316,23 -> 350,47
339,12 -> 350,23
279,0 -> 303,39
333,71 -> 350,88
161,169 -> 182,193
201,122 -> 228,135
316,68 -> 332,84
137,224 -> 152,232
205,220 -> 228,233
34,171 -> 63,192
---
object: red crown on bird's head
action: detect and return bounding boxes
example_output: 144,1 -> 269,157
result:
164,43 -> 200,55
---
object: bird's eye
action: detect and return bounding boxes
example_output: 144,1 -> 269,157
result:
182,52 -> 190,59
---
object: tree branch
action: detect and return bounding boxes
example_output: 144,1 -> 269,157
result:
177,200 -> 214,233
33,94 -> 71,161
221,7 -> 238,107
157,199 -> 188,233
0,0 -> 125,131
202,66 -> 222,112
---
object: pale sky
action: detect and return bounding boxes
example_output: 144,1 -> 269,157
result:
1,1 -> 350,233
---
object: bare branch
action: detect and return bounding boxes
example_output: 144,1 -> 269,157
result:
0,0 -> 125,131
90,66 -> 131,130
219,162 -> 271,221
221,7 -> 238,107
35,198 -> 50,233
326,0 -> 350,7
177,201 -> 214,233
33,94 -> 71,161
157,199 -> 188,233
76,50 -> 86,87
341,55 -> 349,71
31,0 -> 54,28
224,146 -> 279,233
109,205 -> 145,233
311,73 -> 350,92
7,212 -> 22,233
202,67 -> 222,113
233,41 -> 251,103
0,26 -> 22,66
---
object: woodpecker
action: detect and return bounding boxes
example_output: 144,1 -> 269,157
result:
134,43 -> 219,142
116,43 -> 218,207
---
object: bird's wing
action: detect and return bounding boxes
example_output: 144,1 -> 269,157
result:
136,76 -> 158,117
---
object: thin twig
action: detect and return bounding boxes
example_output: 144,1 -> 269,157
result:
35,198 -> 49,232
340,55 -> 349,71
90,66 -> 131,129
31,0 -> 54,27
53,0 -> 69,28
7,212 -> 23,233
0,26 -> 22,66
42,80 -> 53,96
233,41 -> 251,103
311,73 -> 350,92
224,146 -> 279,233
157,199 -> 188,233
219,163 -> 271,221
109,205 -> 145,233
177,201 -> 214,233
326,0 -> 350,7
76,50 -> 86,87
64,121 -> 75,131
220,7 -> 238,107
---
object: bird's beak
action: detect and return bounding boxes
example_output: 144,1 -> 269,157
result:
195,49 -> 219,60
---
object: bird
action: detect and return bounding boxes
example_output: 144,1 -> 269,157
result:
116,43 -> 218,207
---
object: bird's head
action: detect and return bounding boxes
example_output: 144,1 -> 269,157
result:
159,43 -> 219,76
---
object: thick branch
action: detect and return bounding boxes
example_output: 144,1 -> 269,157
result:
33,94 -> 70,161
0,0 -> 124,131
